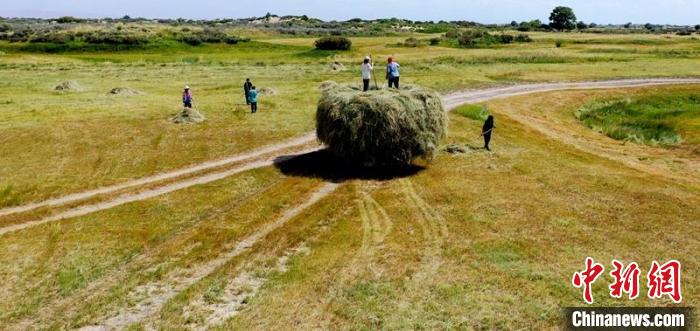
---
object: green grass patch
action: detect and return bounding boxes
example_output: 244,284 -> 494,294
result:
454,104 -> 489,121
575,92 -> 700,146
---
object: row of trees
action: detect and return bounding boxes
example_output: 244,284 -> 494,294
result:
517,6 -> 699,33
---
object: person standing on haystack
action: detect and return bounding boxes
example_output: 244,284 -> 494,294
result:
481,115 -> 496,151
243,78 -> 253,105
386,57 -> 400,89
182,85 -> 193,109
361,56 -> 373,91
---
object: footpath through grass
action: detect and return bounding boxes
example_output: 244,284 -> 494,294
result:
576,91 -> 700,146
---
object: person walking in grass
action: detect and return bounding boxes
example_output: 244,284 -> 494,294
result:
361,56 -> 373,91
182,85 -> 193,108
481,115 -> 495,151
386,57 -> 400,89
243,78 -> 253,105
248,86 -> 258,113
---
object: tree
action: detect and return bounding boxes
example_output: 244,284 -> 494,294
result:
624,22 -> 633,29
644,23 -> 654,30
695,24 -> 700,31
577,21 -> 587,30
549,6 -> 577,31
510,20 -> 518,27
588,22 -> 598,28
122,15 -> 131,20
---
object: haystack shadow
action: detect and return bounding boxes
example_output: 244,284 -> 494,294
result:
274,149 -> 424,181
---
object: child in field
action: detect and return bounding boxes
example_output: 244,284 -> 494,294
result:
481,115 -> 495,151
248,86 -> 258,113
182,86 -> 193,108
361,56 -> 373,91
386,57 -> 400,89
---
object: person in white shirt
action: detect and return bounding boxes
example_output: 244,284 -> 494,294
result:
361,56 -> 373,91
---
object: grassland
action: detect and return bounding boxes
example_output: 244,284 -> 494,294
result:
0,29 -> 699,329
576,90 -> 700,146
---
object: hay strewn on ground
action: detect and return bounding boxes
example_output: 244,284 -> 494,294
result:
257,87 -> 277,96
54,80 -> 83,92
316,82 -> 447,166
109,87 -> 143,95
172,108 -> 205,124
329,61 -> 345,72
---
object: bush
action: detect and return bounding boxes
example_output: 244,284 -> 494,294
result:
83,31 -> 148,45
316,82 -> 447,166
403,37 -> 421,47
498,34 -> 514,44
429,37 -> 441,45
444,30 -> 461,39
555,40 -> 563,48
676,30 -> 692,36
514,34 -> 532,42
314,36 -> 352,50
180,35 -> 203,46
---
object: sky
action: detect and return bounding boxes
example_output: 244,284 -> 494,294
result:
2,0 -> 699,25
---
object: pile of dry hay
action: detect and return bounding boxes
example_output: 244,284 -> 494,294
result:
109,87 -> 143,95
257,87 -> 277,96
55,80 -> 84,92
329,61 -> 345,72
171,108 -> 205,124
316,82 -> 447,166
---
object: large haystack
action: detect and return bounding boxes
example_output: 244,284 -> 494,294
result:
316,83 -> 447,166
54,80 -> 84,92
172,108 -> 205,124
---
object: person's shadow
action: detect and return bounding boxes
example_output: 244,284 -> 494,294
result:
274,149 -> 424,182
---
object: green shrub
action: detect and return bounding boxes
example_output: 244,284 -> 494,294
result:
555,40 -> 563,48
403,37 -> 421,47
180,35 -> 203,46
429,37 -> 441,45
514,34 -> 532,42
314,36 -> 352,50
498,34 -> 514,44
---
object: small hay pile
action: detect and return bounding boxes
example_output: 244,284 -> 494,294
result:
55,80 -> 84,92
171,108 -> 205,124
329,61 -> 345,72
109,87 -> 143,95
442,144 -> 480,155
316,82 -> 447,166
257,87 -> 277,96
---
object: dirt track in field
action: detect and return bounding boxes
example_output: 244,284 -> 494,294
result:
1,77 -> 699,236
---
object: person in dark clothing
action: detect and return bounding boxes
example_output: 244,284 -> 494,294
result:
243,78 -> 253,105
481,115 -> 495,151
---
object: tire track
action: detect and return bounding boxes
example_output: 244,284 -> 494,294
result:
78,182 -> 339,331
397,178 -> 448,281
0,133 -> 316,218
